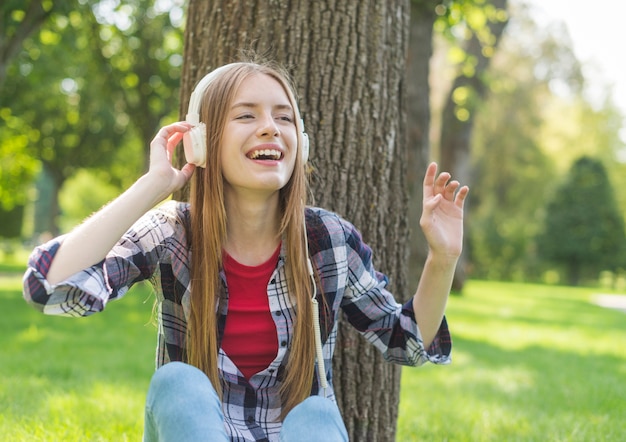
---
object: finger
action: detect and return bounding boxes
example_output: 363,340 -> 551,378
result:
433,171 -> 451,196
151,123 -> 192,161
443,180 -> 460,200
454,186 -> 470,208
166,131 -> 185,157
422,162 -> 438,199
180,162 -> 196,181
152,122 -> 192,145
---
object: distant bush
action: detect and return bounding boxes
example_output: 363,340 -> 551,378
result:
537,156 -> 626,285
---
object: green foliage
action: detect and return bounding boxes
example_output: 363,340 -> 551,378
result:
433,0 -> 509,84
91,0 -> 184,158
58,169 -> 121,232
0,108 -> 39,211
0,205 -> 25,238
467,4 -> 626,283
434,0 -> 509,39
468,8 -> 560,281
0,1 -> 75,75
3,4 -> 127,178
540,92 -> 626,216
397,280 -> 626,441
1,0 -> 184,234
537,157 -> 626,285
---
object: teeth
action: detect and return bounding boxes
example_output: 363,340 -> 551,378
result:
249,149 -> 281,160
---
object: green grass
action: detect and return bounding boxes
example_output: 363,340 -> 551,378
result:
2,272 -> 625,441
398,280 -> 626,441
0,272 -> 155,441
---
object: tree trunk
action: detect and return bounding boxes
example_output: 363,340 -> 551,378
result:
176,1 -> 410,440
406,1 -> 439,289
439,0 -> 509,291
33,164 -> 62,238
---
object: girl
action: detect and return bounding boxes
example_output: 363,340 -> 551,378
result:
24,59 -> 468,441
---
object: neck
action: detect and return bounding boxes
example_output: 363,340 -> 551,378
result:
224,189 -> 282,266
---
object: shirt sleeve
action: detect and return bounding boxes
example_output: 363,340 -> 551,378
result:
22,201 -> 184,317
339,219 -> 451,366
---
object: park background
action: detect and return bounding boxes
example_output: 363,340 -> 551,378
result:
1,0 -> 625,440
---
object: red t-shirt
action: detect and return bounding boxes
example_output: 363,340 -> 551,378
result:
221,245 -> 281,380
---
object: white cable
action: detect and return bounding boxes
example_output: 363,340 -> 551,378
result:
304,211 -> 328,390
311,287 -> 328,389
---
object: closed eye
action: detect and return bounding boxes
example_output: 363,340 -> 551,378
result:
235,114 -> 254,120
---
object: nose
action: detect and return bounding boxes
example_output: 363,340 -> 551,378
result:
257,113 -> 280,138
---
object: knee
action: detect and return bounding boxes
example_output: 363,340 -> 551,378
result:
286,396 -> 340,421
281,396 -> 347,442
151,361 -> 196,381
148,362 -> 215,400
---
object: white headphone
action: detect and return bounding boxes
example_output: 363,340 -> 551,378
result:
182,64 -> 309,168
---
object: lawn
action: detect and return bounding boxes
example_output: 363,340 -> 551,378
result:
1,269 -> 625,441
0,271 -> 155,441
398,280 -> 626,441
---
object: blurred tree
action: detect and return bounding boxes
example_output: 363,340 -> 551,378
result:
437,0 -> 509,290
405,0 -> 441,289
469,3 -> 582,281
406,0 -> 510,290
540,89 -> 626,214
0,0 -> 75,86
177,1 -> 410,439
537,156 -> 625,286
2,3 -> 127,235
468,3 -> 626,283
0,0 -> 74,237
1,0 -> 184,236
91,0 -> 184,172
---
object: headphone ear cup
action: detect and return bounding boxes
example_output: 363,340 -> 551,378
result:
301,132 -> 309,163
183,124 -> 207,168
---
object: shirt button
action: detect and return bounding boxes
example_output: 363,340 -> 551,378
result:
275,311 -> 282,316
247,416 -> 254,424
268,368 -> 275,373
281,340 -> 287,347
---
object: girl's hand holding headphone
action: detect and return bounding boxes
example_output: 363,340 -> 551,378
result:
148,121 -> 197,198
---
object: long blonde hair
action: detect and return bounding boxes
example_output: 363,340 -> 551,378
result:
186,61 -> 315,418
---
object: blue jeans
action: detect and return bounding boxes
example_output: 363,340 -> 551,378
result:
143,362 -> 348,442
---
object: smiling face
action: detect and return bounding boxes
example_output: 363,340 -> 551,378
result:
220,73 -> 299,199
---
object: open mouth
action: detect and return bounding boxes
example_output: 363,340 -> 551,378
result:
247,149 -> 283,161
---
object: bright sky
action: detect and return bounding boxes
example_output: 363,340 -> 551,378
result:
526,0 -> 626,120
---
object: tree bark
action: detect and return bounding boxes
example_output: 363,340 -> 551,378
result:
176,1 -> 411,440
439,0 -> 509,291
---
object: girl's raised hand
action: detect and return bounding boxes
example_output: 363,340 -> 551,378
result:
420,162 -> 469,259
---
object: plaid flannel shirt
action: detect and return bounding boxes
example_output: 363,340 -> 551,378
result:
23,201 -> 451,441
